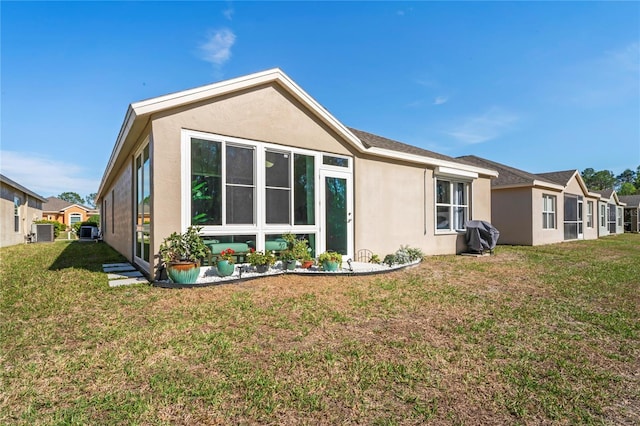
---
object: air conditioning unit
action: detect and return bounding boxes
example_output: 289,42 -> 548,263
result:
31,223 -> 54,243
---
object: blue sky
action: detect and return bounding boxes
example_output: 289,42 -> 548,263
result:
2,1 -> 639,199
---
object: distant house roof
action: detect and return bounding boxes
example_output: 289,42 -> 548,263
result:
0,174 -> 47,202
597,189 -> 615,199
43,196 -> 93,213
536,170 -> 577,186
619,194 -> 640,208
456,155 -> 562,190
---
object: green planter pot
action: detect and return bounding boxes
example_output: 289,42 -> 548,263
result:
285,260 -> 297,270
167,261 -> 200,284
216,260 -> 235,277
322,260 -> 340,272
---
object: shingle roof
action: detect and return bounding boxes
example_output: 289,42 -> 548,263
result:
456,155 -> 558,188
43,196 -> 91,212
348,128 -> 458,163
0,174 -> 47,202
597,189 -> 615,199
536,170 -> 577,186
619,194 -> 640,207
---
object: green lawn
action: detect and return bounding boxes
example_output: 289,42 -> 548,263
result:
1,236 -> 638,425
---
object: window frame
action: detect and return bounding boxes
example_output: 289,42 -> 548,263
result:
182,130 -> 352,255
434,178 -> 470,233
14,196 -> 20,233
542,194 -> 556,230
586,201 -> 594,228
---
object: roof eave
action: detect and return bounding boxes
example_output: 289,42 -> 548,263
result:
365,147 -> 498,177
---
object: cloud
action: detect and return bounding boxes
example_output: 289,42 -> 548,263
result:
0,151 -> 100,197
446,107 -> 519,144
551,41 -> 639,108
223,7 -> 234,21
433,96 -> 448,106
199,28 -> 236,66
606,41 -> 639,73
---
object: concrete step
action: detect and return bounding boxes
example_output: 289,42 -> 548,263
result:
107,271 -> 144,279
109,277 -> 149,287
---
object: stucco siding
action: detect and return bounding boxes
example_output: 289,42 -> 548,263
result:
583,196 -> 599,240
354,158 -> 492,256
491,188 -> 533,245
0,182 -> 43,247
151,83 -> 353,158
531,187 -> 564,245
102,158 -> 134,260
564,176 -> 583,195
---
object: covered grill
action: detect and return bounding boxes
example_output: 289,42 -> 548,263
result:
464,220 -> 499,254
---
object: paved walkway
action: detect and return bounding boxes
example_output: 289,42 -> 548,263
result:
103,263 -> 149,287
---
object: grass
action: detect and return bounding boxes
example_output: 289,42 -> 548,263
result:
1,236 -> 638,425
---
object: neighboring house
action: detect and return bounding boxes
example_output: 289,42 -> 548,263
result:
0,174 -> 47,247
595,190 -> 625,236
619,194 -> 640,233
458,156 -> 600,246
42,197 -> 98,229
96,68 -> 497,279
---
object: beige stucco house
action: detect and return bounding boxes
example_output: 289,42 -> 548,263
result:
42,197 -> 98,230
619,194 -> 640,233
458,156 -> 600,246
596,190 -> 625,236
0,174 -> 46,247
96,69 -> 497,279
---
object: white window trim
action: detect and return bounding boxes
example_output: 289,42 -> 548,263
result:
434,177 -> 471,234
587,201 -> 594,228
14,196 -> 21,233
69,212 -> 82,225
542,194 -> 556,230
181,129 -> 353,255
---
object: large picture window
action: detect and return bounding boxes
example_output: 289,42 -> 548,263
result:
542,194 -> 556,229
436,179 -> 469,232
187,133 -> 327,255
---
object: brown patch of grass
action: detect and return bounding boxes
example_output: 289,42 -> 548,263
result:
2,237 -> 639,424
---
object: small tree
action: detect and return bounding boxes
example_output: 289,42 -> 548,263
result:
57,192 -> 84,205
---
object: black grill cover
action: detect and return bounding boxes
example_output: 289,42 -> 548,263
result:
464,220 -> 500,253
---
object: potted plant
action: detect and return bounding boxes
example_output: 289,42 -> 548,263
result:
279,249 -> 297,270
318,251 -> 342,272
292,237 -> 314,268
280,233 -> 299,270
247,249 -> 276,273
159,226 -> 210,284
216,248 -> 236,277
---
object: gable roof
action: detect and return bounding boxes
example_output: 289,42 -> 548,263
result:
536,169 -> 600,198
619,194 -> 640,208
596,189 -> 626,206
43,196 -> 92,213
98,69 -> 497,198
457,155 -> 563,190
535,170 -> 577,186
0,174 -> 47,202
